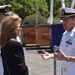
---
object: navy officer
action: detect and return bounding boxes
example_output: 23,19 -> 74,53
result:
41,7 -> 75,75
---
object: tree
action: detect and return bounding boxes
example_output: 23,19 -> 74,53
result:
0,0 -> 49,20
23,14 -> 47,24
0,0 -> 70,24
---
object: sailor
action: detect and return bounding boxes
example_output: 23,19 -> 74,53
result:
41,7 -> 75,75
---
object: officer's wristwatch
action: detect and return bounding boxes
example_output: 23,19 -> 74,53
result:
66,57 -> 70,62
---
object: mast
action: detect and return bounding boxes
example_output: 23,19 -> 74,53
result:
61,0 -> 65,7
47,0 -> 54,25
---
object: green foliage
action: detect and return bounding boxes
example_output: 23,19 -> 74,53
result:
23,14 -> 47,24
54,16 -> 60,24
65,0 -> 71,7
0,0 -> 71,24
0,0 -> 49,20
53,0 -> 61,16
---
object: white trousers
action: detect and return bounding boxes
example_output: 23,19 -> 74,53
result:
0,58 -> 3,75
63,68 -> 75,75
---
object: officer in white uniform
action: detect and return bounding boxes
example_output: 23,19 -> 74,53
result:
41,7 -> 75,75
59,7 -> 75,75
0,5 -> 12,75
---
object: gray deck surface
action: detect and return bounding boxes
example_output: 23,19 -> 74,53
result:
24,48 -> 62,75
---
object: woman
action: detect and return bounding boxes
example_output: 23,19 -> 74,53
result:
0,14 -> 29,75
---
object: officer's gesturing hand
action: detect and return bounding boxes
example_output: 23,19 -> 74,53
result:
54,51 -> 67,61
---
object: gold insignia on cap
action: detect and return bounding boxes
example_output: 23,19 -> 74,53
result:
4,7 -> 10,12
61,10 -> 65,15
60,14 -> 75,20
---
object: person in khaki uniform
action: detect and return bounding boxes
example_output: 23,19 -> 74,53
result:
41,7 -> 75,75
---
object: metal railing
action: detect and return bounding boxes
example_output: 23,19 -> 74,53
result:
53,45 -> 63,75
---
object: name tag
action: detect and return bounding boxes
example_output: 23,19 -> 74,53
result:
66,39 -> 72,45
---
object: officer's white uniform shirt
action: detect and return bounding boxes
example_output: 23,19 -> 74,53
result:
0,23 -> 3,75
60,27 -> 75,75
16,36 -> 21,42
0,23 -> 1,51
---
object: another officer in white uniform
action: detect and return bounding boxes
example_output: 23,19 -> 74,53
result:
41,7 -> 75,75
0,5 -> 11,75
